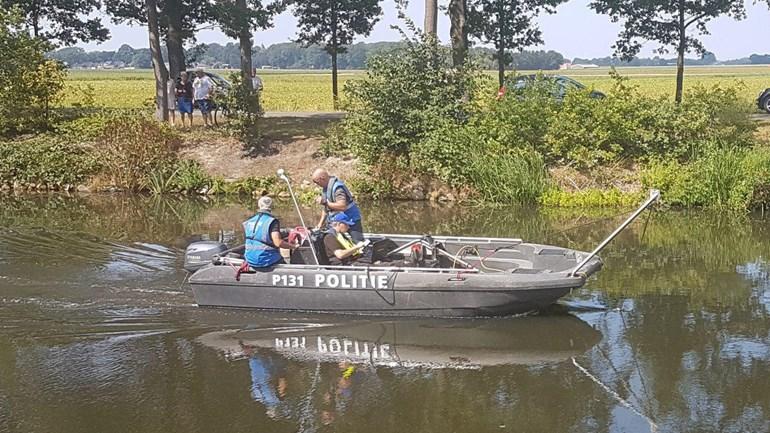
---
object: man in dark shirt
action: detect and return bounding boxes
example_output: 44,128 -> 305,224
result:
175,71 -> 194,128
324,213 -> 368,266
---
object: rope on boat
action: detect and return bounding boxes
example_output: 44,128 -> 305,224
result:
368,266 -> 397,306
571,357 -> 658,433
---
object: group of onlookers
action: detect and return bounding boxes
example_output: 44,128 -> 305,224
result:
165,67 -> 263,128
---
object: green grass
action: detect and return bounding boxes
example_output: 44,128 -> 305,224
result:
61,65 -> 770,112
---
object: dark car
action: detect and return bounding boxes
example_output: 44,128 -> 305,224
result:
184,70 -> 232,95
758,88 -> 770,114
507,74 -> 605,101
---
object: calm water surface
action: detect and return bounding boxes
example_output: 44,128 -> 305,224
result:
1,194 -> 769,433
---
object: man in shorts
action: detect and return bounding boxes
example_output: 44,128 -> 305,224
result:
193,68 -> 216,127
176,71 -> 194,128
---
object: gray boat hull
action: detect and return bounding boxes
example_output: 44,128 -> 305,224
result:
190,257 -> 601,317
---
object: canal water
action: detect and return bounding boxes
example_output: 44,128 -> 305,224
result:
1,194 -> 769,433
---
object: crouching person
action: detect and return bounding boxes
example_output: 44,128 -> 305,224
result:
324,213 -> 368,266
243,196 -> 297,269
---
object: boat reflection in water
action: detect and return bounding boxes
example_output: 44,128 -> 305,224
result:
198,313 -> 601,368
197,312 -> 601,427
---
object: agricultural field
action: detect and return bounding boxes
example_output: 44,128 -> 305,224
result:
62,65 -> 770,112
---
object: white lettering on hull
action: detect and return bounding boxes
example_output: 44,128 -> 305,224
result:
274,273 -> 390,289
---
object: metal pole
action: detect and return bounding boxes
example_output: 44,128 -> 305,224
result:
570,189 -> 660,276
277,169 -> 320,266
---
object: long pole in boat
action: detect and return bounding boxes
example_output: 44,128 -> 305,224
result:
570,189 -> 660,277
277,169 -> 320,266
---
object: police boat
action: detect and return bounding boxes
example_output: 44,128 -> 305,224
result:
183,170 -> 660,318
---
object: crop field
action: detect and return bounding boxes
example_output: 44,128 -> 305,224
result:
63,65 -> 769,112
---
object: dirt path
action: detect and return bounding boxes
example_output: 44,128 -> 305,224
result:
178,113 -> 357,181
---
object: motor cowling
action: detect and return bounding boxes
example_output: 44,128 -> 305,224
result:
184,241 -> 228,272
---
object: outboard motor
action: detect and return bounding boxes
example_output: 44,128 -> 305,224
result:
184,241 -> 228,272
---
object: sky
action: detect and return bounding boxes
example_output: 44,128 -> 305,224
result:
78,0 -> 770,60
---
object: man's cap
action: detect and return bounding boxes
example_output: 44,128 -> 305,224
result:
330,213 -> 355,226
258,195 -> 273,212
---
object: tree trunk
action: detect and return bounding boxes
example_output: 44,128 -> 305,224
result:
449,0 -> 468,68
165,0 -> 186,80
236,0 -> 254,93
147,0 -> 169,121
675,0 -> 685,104
424,0 -> 438,36
331,2 -> 339,109
331,50 -> 339,109
497,3 -> 505,88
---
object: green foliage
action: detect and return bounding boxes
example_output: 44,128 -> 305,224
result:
466,0 -> 565,85
496,72 -> 756,169
291,0 -> 382,56
0,136 -> 98,186
337,34 -> 482,164
539,188 -> 643,207
223,72 -> 263,142
207,176 -> 277,196
414,119 -> 549,203
0,8 -> 66,136
94,117 -> 181,191
4,0 -> 108,46
641,146 -> 770,211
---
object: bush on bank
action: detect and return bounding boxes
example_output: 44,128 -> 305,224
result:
0,112 -> 281,196
330,39 -> 765,210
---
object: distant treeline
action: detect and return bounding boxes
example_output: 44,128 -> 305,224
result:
50,42 -> 567,70
50,42 -> 770,71
573,52 -> 770,66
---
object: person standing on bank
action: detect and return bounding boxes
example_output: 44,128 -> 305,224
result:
176,71 -> 194,128
193,68 -> 215,128
243,196 -> 297,268
166,77 -> 177,126
312,168 -> 365,242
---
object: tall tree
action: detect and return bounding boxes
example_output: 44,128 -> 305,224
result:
213,0 -> 283,92
448,0 -> 468,67
146,0 -> 168,121
590,0 -> 746,103
467,0 -> 565,87
106,0 -> 211,79
424,0 -> 438,36
292,0 -> 383,108
1,0 -> 109,45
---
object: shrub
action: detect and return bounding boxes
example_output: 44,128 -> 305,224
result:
337,33 -> 481,165
0,136 -> 98,186
223,73 -> 262,143
0,8 -> 66,136
94,117 -> 181,191
641,146 -> 770,211
416,120 -> 549,203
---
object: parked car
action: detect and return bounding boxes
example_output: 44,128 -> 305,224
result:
184,70 -> 231,95
758,88 -> 770,114
506,74 -> 605,101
